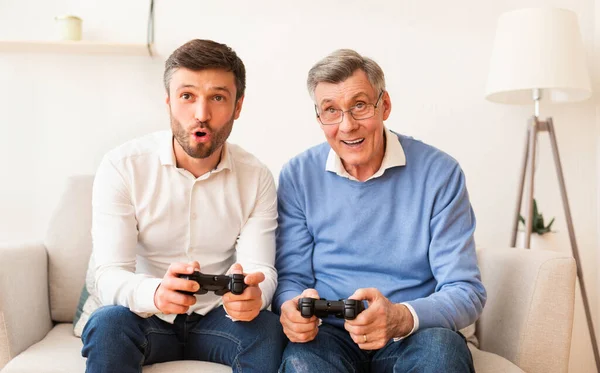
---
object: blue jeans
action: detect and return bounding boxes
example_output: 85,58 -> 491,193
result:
279,323 -> 474,373
81,305 -> 286,373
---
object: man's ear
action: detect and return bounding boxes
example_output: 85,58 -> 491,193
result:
382,91 -> 392,121
233,95 -> 245,120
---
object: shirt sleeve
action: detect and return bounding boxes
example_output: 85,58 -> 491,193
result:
393,303 -> 420,341
405,164 -> 487,330
234,166 -> 279,310
272,163 -> 316,313
92,156 -> 161,317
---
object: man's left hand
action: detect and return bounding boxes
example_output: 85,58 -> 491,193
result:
222,263 -> 264,321
344,288 -> 414,350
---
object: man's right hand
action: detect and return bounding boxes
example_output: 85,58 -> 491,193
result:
280,289 -> 320,343
154,261 -> 200,314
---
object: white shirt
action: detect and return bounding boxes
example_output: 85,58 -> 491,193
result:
325,126 -> 419,340
91,130 -> 278,324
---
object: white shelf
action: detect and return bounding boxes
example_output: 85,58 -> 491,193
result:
0,40 -> 154,56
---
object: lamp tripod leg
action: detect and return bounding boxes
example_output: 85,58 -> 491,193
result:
511,122 -> 531,247
522,118 -> 538,249
547,118 -> 600,372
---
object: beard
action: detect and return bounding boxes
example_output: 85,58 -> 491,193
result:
170,110 -> 235,159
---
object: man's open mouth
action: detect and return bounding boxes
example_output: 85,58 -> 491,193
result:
342,138 -> 364,145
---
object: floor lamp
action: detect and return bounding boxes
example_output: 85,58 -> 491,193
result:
485,8 -> 599,371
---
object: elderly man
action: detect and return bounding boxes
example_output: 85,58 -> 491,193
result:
273,49 -> 486,372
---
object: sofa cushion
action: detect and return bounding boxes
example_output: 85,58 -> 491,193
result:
2,324 -> 231,373
469,343 -> 525,373
44,175 -> 95,322
2,324 -> 515,373
460,323 -> 478,348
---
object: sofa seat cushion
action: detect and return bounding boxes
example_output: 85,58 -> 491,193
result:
2,323 -> 231,373
469,343 -> 525,373
3,324 -> 521,373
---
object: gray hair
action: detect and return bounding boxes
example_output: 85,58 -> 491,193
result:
306,49 -> 386,102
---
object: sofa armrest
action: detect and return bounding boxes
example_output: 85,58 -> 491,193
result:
476,248 -> 576,373
0,242 -> 53,370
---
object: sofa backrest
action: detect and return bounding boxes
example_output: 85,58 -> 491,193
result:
44,175 -> 94,322
475,248 -> 575,373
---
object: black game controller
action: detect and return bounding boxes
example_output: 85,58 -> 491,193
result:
297,297 -> 365,320
178,271 -> 247,296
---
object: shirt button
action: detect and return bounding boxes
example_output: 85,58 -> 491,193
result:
191,213 -> 197,220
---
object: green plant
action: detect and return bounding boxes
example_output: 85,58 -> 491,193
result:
519,199 -> 555,235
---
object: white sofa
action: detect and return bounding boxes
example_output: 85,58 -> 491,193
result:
0,175 -> 577,373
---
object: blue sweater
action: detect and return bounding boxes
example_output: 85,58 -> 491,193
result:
273,131 -> 486,330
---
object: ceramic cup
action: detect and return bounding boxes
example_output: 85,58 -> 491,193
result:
55,15 -> 82,41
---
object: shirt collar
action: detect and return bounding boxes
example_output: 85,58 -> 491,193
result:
159,131 -> 176,166
325,126 -> 406,181
159,131 -> 232,172
214,143 -> 233,173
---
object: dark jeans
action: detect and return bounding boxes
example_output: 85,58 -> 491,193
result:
279,323 -> 475,373
81,305 -> 286,373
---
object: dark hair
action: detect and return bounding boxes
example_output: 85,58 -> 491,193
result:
163,39 -> 246,100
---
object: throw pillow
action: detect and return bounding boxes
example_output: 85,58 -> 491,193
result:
73,255 -> 102,337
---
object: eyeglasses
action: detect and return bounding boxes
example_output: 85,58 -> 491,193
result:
315,90 -> 384,125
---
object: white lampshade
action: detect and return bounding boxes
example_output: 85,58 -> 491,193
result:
485,8 -> 592,105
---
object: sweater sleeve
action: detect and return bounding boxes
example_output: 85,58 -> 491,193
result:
405,164 -> 487,330
272,163 -> 316,313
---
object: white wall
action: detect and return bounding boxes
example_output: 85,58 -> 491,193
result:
1,0 -> 598,371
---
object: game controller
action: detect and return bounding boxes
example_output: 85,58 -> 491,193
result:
177,271 -> 247,296
297,297 -> 365,320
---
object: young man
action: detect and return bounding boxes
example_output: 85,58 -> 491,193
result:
81,39 -> 285,373
274,49 -> 486,372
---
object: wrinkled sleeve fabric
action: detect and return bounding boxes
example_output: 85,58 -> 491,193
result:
405,164 -> 487,330
272,162 -> 315,313
92,156 -> 161,317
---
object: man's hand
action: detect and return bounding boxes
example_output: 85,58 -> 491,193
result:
222,263 -> 264,321
344,288 -> 414,350
154,261 -> 200,314
280,289 -> 320,343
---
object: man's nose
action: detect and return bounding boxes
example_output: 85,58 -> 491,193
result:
338,111 -> 359,133
194,100 -> 211,123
